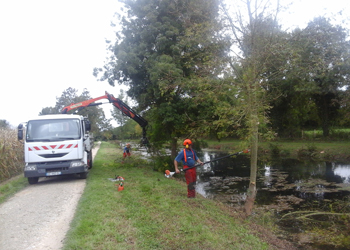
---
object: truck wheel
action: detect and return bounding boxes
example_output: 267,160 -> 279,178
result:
88,151 -> 93,169
79,172 -> 88,179
28,177 -> 39,184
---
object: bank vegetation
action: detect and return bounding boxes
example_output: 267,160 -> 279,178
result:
0,128 -> 24,182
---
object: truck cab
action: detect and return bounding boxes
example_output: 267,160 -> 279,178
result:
18,114 -> 93,184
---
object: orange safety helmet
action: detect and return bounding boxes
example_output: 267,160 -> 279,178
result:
183,139 -> 192,148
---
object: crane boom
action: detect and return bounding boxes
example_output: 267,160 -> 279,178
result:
61,92 -> 149,144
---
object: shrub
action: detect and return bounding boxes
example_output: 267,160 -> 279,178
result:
297,143 -> 318,158
269,143 -> 281,156
151,155 -> 173,173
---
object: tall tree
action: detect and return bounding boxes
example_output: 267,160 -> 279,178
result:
289,17 -> 350,136
221,0 -> 288,216
94,0 -> 229,157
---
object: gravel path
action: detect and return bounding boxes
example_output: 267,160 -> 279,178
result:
0,142 -> 100,250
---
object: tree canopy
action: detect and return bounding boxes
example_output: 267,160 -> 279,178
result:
94,0 -> 350,145
290,17 -> 350,136
95,0 -> 230,156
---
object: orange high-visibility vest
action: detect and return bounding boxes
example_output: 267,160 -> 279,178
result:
183,149 -> 195,164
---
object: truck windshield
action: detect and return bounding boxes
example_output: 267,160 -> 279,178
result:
26,119 -> 81,142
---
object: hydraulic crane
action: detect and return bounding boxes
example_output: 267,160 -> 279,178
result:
61,91 -> 149,145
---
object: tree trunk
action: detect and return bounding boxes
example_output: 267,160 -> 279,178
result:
171,138 -> 178,160
320,96 -> 330,137
244,115 -> 258,217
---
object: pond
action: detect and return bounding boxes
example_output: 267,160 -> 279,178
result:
195,151 -> 350,206
194,151 -> 350,249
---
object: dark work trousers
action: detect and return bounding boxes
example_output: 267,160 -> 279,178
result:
184,166 -> 196,198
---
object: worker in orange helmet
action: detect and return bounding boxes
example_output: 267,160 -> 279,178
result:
123,143 -> 131,158
174,139 -> 203,198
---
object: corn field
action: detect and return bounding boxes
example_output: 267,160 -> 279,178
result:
0,128 -> 24,182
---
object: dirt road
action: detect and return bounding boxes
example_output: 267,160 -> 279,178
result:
0,142 -> 100,250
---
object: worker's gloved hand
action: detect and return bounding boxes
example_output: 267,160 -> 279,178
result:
175,169 -> 180,174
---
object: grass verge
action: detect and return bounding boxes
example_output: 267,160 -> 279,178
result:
0,175 -> 28,204
63,141 -> 270,250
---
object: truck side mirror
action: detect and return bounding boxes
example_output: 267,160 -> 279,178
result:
18,124 -> 23,140
84,119 -> 91,131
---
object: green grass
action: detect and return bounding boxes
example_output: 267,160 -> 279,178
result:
63,141 -> 270,250
0,175 -> 28,204
303,128 -> 350,139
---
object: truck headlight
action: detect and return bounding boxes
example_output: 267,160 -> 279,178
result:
25,164 -> 37,171
71,161 -> 84,167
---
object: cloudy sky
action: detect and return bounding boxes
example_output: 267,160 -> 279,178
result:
0,0 -> 121,127
0,0 -> 349,127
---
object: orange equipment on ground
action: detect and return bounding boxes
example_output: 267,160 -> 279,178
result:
117,181 -> 124,191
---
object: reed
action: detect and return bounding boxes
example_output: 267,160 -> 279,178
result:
0,128 -> 24,182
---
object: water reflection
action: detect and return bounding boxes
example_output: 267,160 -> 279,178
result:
333,165 -> 350,183
195,151 -> 350,205
263,165 -> 273,188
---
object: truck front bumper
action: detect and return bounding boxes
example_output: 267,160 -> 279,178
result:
24,160 -> 88,178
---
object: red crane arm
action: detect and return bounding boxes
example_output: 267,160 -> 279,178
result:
61,92 -> 149,144
61,94 -> 109,114
105,93 -> 148,128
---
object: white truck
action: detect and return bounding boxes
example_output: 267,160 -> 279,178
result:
17,114 -> 93,184
17,91 -> 148,184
